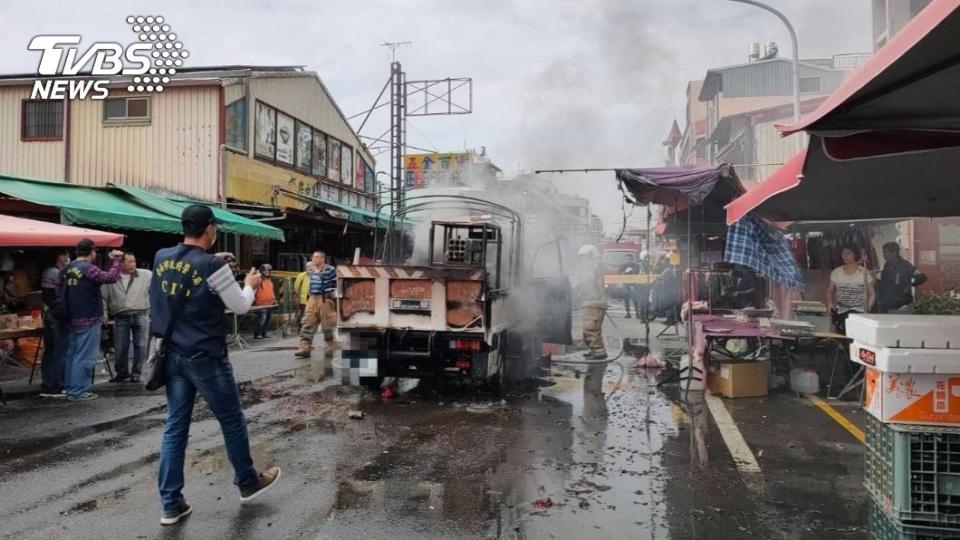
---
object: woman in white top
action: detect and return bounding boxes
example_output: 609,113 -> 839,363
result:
827,244 -> 876,333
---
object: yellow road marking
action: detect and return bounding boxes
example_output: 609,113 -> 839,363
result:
806,394 -> 864,443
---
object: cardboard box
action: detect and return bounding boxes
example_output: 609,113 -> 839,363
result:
0,314 -> 18,330
864,367 -> 960,426
707,360 -> 768,398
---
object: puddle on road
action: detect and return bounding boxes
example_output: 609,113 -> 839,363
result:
316,363 -> 686,538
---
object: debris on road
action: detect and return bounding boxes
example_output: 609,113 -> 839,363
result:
533,497 -> 554,509
347,410 -> 365,419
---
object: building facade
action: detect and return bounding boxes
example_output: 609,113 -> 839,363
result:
666,52 -> 866,184
0,66 -> 376,215
873,0 -> 932,49
0,66 -> 379,265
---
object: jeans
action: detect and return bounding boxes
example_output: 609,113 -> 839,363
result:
40,315 -> 69,394
64,324 -> 102,398
114,312 -> 149,377
158,350 -> 258,512
255,308 -> 272,337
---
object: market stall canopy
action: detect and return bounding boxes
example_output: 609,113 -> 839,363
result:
617,164 -> 745,236
779,0 -> 960,137
726,0 -> 960,225
616,164 -> 744,208
726,136 -> 960,223
0,175 -> 284,241
0,214 -> 124,247
0,175 -> 183,233
114,185 -> 284,241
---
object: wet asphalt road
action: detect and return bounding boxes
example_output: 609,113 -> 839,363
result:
0,315 -> 868,539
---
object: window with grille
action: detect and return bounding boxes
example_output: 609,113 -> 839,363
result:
21,100 -> 64,141
103,96 -> 151,123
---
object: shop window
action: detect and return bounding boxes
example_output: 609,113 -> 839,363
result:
225,99 -> 246,151
254,101 -> 276,159
341,144 -> 353,184
21,100 -> 63,140
312,130 -> 327,177
328,138 -> 341,182
275,112 -> 294,165
103,96 -> 151,124
295,121 -> 313,173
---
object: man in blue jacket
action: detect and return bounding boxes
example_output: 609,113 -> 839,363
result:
63,239 -> 123,401
151,205 -> 281,526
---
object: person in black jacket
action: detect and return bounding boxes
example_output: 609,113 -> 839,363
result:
878,242 -> 927,314
39,250 -> 69,398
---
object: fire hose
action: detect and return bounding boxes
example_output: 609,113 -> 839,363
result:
548,308 -> 628,400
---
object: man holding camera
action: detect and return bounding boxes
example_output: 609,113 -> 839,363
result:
151,205 -> 281,526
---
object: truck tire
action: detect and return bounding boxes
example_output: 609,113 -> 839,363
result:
360,376 -> 384,391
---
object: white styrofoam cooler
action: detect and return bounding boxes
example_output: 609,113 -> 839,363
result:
846,314 -> 960,349
850,341 -> 960,373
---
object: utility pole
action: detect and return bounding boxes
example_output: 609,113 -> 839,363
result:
353,44 -> 473,217
389,63 -> 406,215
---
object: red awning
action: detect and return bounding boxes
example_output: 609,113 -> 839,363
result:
0,214 -> 124,247
779,0 -> 960,136
726,135 -> 960,223
725,150 -> 804,225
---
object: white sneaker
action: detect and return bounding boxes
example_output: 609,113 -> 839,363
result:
39,392 -> 66,398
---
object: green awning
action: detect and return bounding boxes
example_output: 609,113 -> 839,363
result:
114,185 -> 284,241
0,175 -> 183,234
316,196 -> 395,228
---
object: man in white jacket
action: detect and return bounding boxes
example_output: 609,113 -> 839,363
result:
103,252 -> 152,383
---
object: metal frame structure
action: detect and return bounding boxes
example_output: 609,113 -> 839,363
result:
352,57 -> 473,216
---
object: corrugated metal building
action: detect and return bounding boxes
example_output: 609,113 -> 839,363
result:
0,66 -> 376,212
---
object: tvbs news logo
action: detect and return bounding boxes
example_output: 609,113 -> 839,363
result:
28,15 -> 188,100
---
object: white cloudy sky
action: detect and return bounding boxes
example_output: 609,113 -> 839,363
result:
0,0 -> 871,232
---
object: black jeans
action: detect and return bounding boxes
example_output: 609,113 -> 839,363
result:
114,312 -> 149,378
40,314 -> 69,393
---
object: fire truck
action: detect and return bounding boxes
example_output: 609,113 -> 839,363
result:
600,242 -> 658,298
335,196 -> 571,389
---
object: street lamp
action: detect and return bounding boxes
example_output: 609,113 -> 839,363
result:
728,0 -> 801,129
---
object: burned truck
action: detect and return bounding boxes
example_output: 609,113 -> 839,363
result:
335,195 -> 571,389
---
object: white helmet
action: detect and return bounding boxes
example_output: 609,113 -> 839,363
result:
577,244 -> 599,258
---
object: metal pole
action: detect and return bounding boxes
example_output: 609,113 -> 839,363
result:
728,0 -> 801,129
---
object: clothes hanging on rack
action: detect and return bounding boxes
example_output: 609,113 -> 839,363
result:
804,228 -> 879,270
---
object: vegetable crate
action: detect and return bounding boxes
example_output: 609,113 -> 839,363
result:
869,499 -> 960,539
865,413 -> 960,527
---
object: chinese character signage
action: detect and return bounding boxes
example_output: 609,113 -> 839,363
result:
404,152 -> 470,189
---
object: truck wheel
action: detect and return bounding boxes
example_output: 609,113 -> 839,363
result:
360,376 -> 384,392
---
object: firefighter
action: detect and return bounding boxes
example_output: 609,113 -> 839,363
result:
294,251 -> 338,358
576,244 -> 607,360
